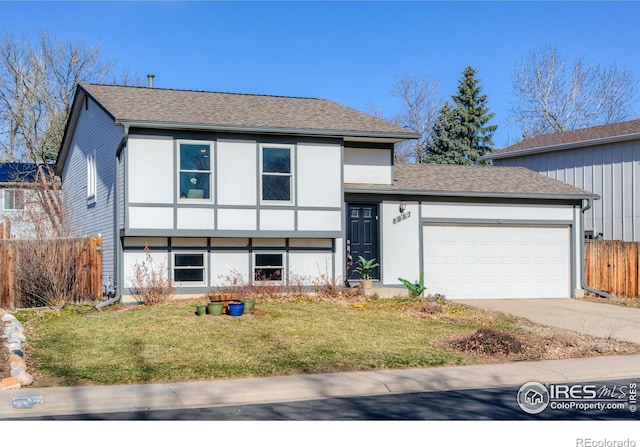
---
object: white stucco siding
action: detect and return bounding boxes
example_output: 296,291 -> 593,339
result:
495,140 -> 640,241
259,209 -> 295,231
298,210 -> 342,231
210,252 -> 251,286
128,207 -> 173,229
217,140 -> 257,206
297,143 -> 342,207
217,208 -> 257,231
343,147 -> 392,184
127,136 -> 174,204
61,96 -> 123,284
176,208 -> 215,230
122,250 -> 170,289
381,202 -> 421,286
289,252 -> 333,282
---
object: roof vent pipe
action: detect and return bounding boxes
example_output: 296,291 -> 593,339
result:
147,74 -> 155,88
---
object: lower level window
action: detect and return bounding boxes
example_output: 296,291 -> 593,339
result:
174,253 -> 205,283
254,253 -> 284,282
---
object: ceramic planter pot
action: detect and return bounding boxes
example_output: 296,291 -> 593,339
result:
241,298 -> 256,312
196,305 -> 207,316
361,279 -> 373,289
207,302 -> 223,316
227,301 -> 245,317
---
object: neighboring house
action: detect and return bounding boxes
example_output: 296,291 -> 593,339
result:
483,119 -> 640,242
0,162 -> 41,239
56,83 -> 596,301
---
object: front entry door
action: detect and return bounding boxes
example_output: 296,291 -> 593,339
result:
346,203 -> 379,280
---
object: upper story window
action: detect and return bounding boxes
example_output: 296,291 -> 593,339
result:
179,142 -> 211,200
87,153 -> 97,203
3,189 -> 25,210
261,145 -> 293,203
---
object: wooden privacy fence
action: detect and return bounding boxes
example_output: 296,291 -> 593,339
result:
585,241 -> 640,297
0,235 -> 102,309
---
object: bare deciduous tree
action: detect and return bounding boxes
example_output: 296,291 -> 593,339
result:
0,31 -> 137,236
508,45 -> 639,139
371,73 -> 443,163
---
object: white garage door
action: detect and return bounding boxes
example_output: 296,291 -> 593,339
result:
423,224 -> 571,299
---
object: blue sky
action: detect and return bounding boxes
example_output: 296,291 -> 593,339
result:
2,1 -> 640,147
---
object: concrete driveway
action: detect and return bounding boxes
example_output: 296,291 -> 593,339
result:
454,299 -> 640,344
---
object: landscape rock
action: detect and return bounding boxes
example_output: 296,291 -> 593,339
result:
10,359 -> 27,371
7,334 -> 26,343
10,368 -> 26,377
0,377 -> 21,390
16,372 -> 33,386
1,314 -> 17,322
6,342 -> 21,352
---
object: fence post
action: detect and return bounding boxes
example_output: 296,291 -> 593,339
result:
7,242 -> 15,310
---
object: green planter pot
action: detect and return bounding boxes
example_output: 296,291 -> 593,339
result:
196,305 -> 207,316
207,302 -> 224,316
241,298 -> 256,312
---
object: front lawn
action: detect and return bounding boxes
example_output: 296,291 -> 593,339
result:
14,296 -> 640,386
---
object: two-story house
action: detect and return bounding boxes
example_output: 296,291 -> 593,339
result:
57,83 -> 596,301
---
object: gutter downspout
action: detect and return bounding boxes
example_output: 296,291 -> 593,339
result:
580,197 -> 615,299
95,124 -> 129,310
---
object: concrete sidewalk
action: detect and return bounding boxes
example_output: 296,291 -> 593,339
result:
1,354 -> 639,419
455,299 -> 640,344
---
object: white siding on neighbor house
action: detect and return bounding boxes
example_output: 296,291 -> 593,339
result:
343,147 -> 393,184
494,140 -> 640,241
61,96 -> 123,284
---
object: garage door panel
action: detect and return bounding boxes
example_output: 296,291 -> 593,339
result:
423,225 -> 570,299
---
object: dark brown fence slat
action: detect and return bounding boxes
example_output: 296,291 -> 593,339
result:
0,235 -> 102,309
585,241 -> 640,297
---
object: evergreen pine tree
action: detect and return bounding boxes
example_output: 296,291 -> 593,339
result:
423,103 -> 467,165
451,66 -> 497,165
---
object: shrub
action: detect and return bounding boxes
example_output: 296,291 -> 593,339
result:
131,243 -> 174,306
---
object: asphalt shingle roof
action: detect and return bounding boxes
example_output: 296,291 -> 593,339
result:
345,163 -> 596,198
80,84 -> 417,138
487,118 -> 640,158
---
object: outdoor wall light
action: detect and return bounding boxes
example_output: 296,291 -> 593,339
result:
399,202 -> 406,213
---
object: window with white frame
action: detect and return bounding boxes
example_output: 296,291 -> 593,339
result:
173,253 -> 206,284
179,142 -> 211,200
3,189 -> 25,210
254,252 -> 284,282
87,153 -> 97,201
261,146 -> 292,203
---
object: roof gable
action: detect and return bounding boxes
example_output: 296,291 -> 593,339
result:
485,118 -> 640,160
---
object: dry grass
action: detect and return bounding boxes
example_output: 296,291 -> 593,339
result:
12,295 -> 640,387
578,292 -> 640,309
